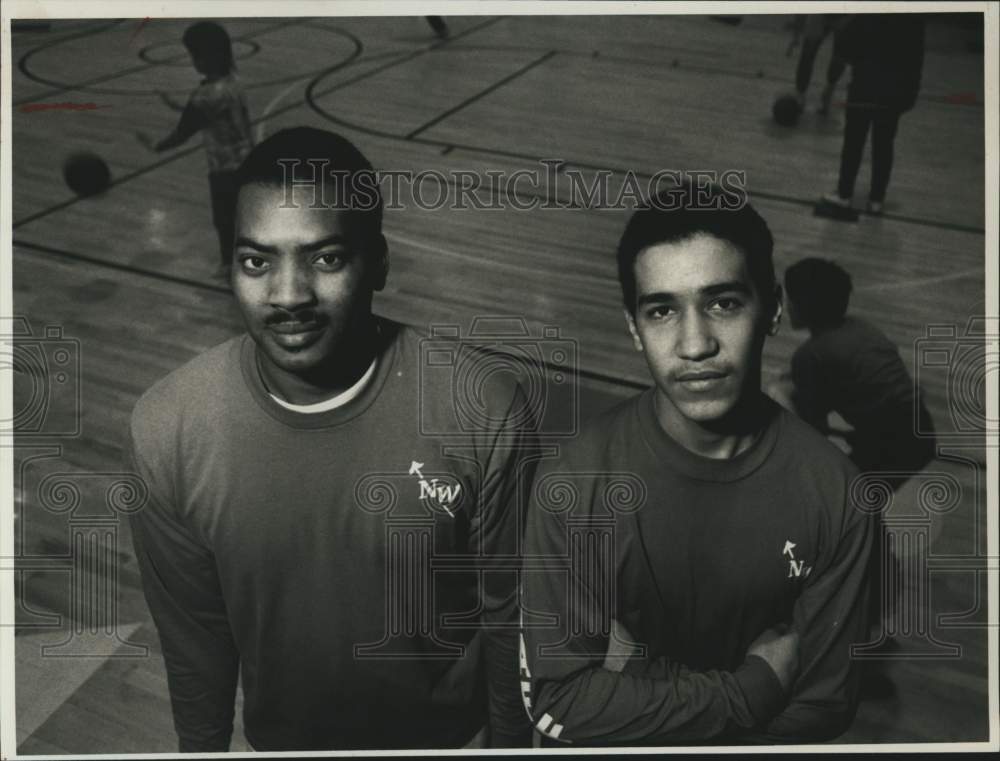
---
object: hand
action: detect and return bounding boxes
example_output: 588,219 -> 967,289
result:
135,130 -> 156,151
747,624 -> 800,692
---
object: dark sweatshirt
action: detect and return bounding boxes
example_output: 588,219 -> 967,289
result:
791,315 -> 935,474
521,390 -> 872,745
840,13 -> 925,112
127,321 -> 533,751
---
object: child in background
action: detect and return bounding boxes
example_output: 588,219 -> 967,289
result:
778,257 -> 937,698
780,257 -> 935,480
138,21 -> 254,278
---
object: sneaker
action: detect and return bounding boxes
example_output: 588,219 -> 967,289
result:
816,193 -> 859,221
867,199 -> 884,215
822,192 -> 852,208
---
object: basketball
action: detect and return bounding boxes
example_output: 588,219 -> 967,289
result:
62,152 -> 111,196
772,94 -> 801,126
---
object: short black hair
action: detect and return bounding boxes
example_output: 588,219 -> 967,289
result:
234,127 -> 384,246
182,21 -> 234,75
617,188 -> 776,315
784,258 -> 852,328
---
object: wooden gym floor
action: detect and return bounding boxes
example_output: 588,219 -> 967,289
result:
5,12 -> 993,752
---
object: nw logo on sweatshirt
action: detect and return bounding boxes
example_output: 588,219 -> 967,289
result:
783,540 -> 812,579
409,461 -> 463,517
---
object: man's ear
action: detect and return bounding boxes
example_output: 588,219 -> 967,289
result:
767,284 -> 783,336
370,234 -> 389,292
624,309 -> 644,352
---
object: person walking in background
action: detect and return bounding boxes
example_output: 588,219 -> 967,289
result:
138,21 -> 254,277
819,14 -> 925,216
793,15 -> 851,115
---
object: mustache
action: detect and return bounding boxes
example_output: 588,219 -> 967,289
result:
265,310 -> 327,327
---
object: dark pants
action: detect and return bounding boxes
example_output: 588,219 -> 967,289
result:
209,170 -> 238,267
837,106 -> 903,202
795,18 -> 847,94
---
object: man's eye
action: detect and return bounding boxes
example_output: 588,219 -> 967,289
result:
710,297 -> 742,312
239,255 -> 269,273
314,253 -> 346,271
646,306 -> 674,320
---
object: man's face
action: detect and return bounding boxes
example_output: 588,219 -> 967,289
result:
625,232 -> 780,431
232,183 -> 386,379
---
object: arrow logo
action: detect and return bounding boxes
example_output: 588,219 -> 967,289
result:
419,478 -> 455,518
783,540 -> 796,559
408,461 -> 459,518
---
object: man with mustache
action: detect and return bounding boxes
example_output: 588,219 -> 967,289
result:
127,127 -> 533,751
521,190 -> 874,745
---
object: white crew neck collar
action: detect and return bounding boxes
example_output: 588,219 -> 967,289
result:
268,358 -> 379,414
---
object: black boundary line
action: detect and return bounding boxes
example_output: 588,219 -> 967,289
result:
12,16 -> 505,230
304,69 -> 986,237
14,239 -> 231,295
406,50 -> 558,139
13,238 -> 648,392
14,19 -> 303,105
15,18 -> 384,101
441,42 -> 986,110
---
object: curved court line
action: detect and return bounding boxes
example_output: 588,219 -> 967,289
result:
11,28 -> 363,230
16,19 -> 359,100
13,20 -> 126,105
304,52 -> 985,237
138,37 -> 261,67
252,21 -> 423,145
12,18 -> 503,230
854,267 -> 983,292
256,80 -> 305,145
15,19 -> 298,102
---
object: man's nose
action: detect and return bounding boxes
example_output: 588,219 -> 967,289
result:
676,312 -> 719,361
268,261 -> 316,312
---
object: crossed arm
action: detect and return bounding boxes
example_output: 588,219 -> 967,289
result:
521,472 -> 873,746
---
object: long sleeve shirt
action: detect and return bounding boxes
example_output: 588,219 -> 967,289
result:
521,390 -> 873,746
127,321 -> 534,751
